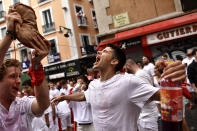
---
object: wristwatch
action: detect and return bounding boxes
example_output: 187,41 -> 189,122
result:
6,30 -> 16,40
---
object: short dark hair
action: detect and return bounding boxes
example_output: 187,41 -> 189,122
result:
142,55 -> 150,61
162,53 -> 167,58
22,79 -> 32,87
126,57 -> 137,65
61,80 -> 67,85
192,48 -> 197,55
106,44 -> 126,72
77,75 -> 89,85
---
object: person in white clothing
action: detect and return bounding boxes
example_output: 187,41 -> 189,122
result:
49,82 -> 60,98
125,58 -> 159,131
52,44 -> 185,131
44,103 -> 59,131
60,80 -> 69,95
182,49 -> 195,92
152,67 -> 162,88
69,75 -> 94,131
0,7 -> 50,131
142,56 -> 155,78
22,80 -> 47,131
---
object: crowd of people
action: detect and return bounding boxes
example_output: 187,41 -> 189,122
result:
0,5 -> 194,131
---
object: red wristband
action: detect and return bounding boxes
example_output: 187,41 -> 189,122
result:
28,64 -> 45,87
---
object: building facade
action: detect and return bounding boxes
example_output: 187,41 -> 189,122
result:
1,0 -> 98,81
94,0 -> 197,61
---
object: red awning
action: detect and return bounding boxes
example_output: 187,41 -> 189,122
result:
97,12 -> 197,50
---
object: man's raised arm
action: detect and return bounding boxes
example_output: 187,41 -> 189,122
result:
52,92 -> 86,104
0,7 -> 22,66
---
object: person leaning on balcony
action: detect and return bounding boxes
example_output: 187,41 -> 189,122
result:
0,6 -> 50,130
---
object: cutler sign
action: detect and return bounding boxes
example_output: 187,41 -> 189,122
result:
147,23 -> 197,45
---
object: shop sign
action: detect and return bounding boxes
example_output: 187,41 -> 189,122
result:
113,12 -> 130,28
48,53 -> 61,63
119,37 -> 142,50
49,72 -> 65,80
147,23 -> 197,45
65,60 -> 81,77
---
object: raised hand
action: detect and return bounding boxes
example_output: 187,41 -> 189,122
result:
161,61 -> 186,82
30,35 -> 50,67
6,6 -> 22,32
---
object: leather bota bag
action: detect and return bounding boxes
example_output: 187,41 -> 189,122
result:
13,3 -> 47,48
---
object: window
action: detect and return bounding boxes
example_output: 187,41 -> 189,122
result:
20,48 -> 30,69
42,9 -> 55,33
91,10 -> 97,28
20,48 -> 30,62
1,27 -> 6,38
181,0 -> 197,11
49,39 -> 58,56
38,0 -> 47,3
75,5 -> 87,26
48,39 -> 60,63
13,0 -> 20,4
80,34 -> 96,55
0,1 -> 5,19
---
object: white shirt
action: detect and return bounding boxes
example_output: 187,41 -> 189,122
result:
143,63 -> 155,77
60,88 -> 69,95
84,74 -> 159,131
69,100 -> 93,123
49,89 -> 60,98
135,70 -> 159,130
57,101 -> 70,118
182,57 -> 195,92
0,96 -> 35,131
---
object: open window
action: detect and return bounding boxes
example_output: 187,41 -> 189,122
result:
41,8 -> 55,34
75,5 -> 87,27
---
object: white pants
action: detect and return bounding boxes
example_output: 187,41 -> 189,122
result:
77,124 -> 95,131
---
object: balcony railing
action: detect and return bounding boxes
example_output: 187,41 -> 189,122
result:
42,22 -> 55,33
0,11 -> 5,19
38,0 -> 48,3
77,16 -> 88,27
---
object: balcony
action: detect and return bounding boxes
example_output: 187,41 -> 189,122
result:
0,11 -> 5,22
92,17 -> 98,28
0,11 -> 5,19
42,22 -> 55,34
77,16 -> 88,27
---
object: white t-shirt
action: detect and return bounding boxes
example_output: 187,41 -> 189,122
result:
57,101 -> 70,118
50,89 -> 60,98
143,63 -> 155,78
135,70 -> 152,85
60,88 -> 69,95
135,70 -> 159,130
84,74 -> 159,131
182,57 -> 195,92
69,100 -> 93,123
0,96 -> 35,131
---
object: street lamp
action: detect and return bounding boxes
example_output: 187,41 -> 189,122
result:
59,26 -> 72,37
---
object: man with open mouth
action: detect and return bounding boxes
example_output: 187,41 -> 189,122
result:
52,34 -> 185,131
